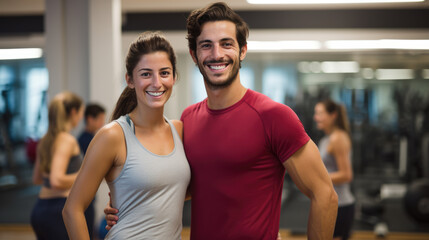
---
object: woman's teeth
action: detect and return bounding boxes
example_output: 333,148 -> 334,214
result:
147,91 -> 164,97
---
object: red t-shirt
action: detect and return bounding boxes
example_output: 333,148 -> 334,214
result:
181,89 -> 310,240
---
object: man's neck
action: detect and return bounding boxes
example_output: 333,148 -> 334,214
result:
205,80 -> 247,110
84,126 -> 96,135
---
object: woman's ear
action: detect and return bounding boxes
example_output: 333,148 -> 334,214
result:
70,108 -> 80,122
126,73 -> 134,89
70,108 -> 77,116
330,111 -> 338,122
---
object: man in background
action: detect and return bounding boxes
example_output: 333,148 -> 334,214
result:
78,103 -> 106,155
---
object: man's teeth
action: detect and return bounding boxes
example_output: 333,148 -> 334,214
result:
147,91 -> 164,96
209,65 -> 226,70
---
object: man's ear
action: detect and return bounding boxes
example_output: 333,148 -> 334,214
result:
189,49 -> 198,64
240,44 -> 247,61
86,116 -> 94,125
125,73 -> 134,89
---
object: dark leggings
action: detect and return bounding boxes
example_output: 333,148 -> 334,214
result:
333,203 -> 355,240
30,197 -> 95,240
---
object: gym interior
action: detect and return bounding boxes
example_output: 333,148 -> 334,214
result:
1,0 -> 429,239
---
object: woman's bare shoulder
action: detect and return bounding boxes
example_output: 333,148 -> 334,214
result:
330,129 -> 351,148
95,121 -> 124,142
170,120 -> 183,139
57,132 -> 77,145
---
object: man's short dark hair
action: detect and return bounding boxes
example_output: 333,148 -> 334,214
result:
186,2 -> 249,54
84,103 -> 105,119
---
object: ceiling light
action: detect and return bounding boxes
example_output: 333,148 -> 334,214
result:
247,0 -> 424,4
422,69 -> 429,79
309,61 -> 322,73
376,69 -> 414,80
247,41 -> 321,51
321,61 -> 360,73
325,39 -> 429,50
362,68 -> 375,79
0,48 -> 43,60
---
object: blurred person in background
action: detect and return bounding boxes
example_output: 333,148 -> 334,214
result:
78,103 -> 106,155
31,91 -> 94,239
314,99 -> 355,240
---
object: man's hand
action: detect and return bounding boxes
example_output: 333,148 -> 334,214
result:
104,193 -> 119,230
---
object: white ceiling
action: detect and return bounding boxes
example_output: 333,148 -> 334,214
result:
1,0 -> 428,67
1,0 -> 428,15
121,0 -> 429,12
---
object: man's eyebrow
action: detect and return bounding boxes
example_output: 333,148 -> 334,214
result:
198,38 -> 235,45
197,39 -> 212,45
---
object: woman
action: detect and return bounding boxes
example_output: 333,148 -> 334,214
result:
31,91 -> 94,239
63,31 -> 190,240
314,99 -> 355,240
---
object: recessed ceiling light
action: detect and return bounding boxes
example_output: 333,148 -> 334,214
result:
0,48 -> 43,60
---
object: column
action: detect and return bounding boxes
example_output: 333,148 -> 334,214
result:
44,0 -> 90,101
89,0 -> 122,118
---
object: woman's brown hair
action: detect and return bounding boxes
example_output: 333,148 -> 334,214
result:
320,99 -> 351,135
111,31 -> 177,121
38,91 -> 83,173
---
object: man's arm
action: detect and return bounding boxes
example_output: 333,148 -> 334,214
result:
283,140 -> 338,240
104,195 -> 119,230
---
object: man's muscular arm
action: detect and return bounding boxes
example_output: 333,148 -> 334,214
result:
284,140 -> 338,240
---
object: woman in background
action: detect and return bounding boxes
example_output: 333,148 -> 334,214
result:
31,91 -> 94,239
314,99 -> 355,240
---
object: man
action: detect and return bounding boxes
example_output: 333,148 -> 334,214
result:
106,2 -> 337,239
78,103 -> 106,155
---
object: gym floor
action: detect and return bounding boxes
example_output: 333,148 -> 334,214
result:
1,145 -> 428,239
1,225 -> 429,240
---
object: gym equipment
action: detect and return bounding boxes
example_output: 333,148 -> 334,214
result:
25,90 -> 47,165
374,222 -> 389,238
356,183 -> 390,238
403,179 -> 429,223
0,88 -> 17,188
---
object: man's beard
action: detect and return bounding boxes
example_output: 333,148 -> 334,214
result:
196,56 -> 241,90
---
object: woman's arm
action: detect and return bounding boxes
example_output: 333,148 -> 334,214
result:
171,120 -> 192,201
329,130 -> 353,185
63,123 -> 124,240
32,154 -> 43,185
49,133 -> 79,189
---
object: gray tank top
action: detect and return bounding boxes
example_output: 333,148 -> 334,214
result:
105,115 -> 191,240
319,136 -> 355,206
